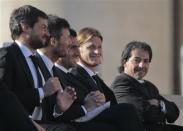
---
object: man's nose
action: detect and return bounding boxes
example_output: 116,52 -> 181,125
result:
94,49 -> 100,54
139,61 -> 145,68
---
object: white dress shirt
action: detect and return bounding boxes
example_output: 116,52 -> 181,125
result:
15,40 -> 44,120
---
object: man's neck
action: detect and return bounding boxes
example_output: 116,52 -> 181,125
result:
39,47 -> 58,63
16,36 -> 34,52
77,61 -> 97,77
78,60 -> 95,72
55,58 -> 68,70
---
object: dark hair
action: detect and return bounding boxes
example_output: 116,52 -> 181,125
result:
9,5 -> 48,40
119,41 -> 152,73
70,28 -> 77,37
48,14 -> 70,40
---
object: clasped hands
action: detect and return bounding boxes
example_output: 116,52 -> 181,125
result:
43,77 -> 77,113
84,90 -> 106,112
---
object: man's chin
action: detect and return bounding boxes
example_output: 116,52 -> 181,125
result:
134,73 -> 143,80
85,63 -> 98,68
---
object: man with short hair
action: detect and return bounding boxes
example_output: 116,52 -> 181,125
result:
55,28 -> 80,70
111,41 -> 183,131
0,6 -> 74,130
70,27 -> 144,131
36,17 -> 118,131
35,15 -> 76,121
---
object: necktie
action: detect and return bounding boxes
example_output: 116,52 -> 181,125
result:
30,55 -> 43,87
92,75 -> 103,92
35,53 -> 52,81
30,55 -> 46,120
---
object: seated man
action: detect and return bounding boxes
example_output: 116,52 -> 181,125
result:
111,41 -> 183,131
0,81 -> 39,131
69,27 -> 144,131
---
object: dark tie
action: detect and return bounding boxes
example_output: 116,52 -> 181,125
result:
30,55 -> 47,120
92,75 -> 103,92
30,55 -> 43,87
52,65 -> 57,77
35,53 -> 52,81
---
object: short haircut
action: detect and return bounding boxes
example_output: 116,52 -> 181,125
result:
48,14 -> 70,40
9,5 -> 48,40
69,28 -> 77,37
119,41 -> 152,73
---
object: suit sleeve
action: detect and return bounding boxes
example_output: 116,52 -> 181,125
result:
111,75 -> 144,109
50,100 -> 86,122
58,103 -> 86,121
111,75 -> 178,124
144,81 -> 179,123
158,95 -> 179,123
0,47 -> 40,113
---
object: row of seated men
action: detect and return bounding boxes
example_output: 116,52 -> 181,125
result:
0,5 -> 183,131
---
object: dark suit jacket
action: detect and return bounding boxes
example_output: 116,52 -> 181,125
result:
45,64 -> 117,122
35,53 -> 87,122
0,43 -> 40,114
0,81 -> 38,131
52,67 -> 88,121
111,72 -> 179,124
70,65 -> 117,106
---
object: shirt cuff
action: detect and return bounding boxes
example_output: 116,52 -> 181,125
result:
53,105 -> 63,118
160,100 -> 167,114
81,105 -> 87,114
38,88 -> 44,103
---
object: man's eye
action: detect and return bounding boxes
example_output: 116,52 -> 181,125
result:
134,58 -> 141,63
144,59 -> 150,63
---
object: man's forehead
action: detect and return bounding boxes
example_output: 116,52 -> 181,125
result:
130,49 -> 150,57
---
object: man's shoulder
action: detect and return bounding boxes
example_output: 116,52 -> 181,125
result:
0,42 -> 19,53
111,73 -> 134,88
144,80 -> 157,87
70,65 -> 87,77
114,73 -> 134,83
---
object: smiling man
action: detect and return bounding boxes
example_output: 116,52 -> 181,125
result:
111,41 -> 183,131
70,27 -> 144,131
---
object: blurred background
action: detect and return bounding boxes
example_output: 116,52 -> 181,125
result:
0,0 -> 183,95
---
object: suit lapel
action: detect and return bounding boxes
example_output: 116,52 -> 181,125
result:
12,44 -> 34,88
72,65 -> 99,91
53,67 -> 71,88
35,52 -> 52,81
123,73 -> 150,98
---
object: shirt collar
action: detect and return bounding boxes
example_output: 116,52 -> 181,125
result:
15,40 -> 33,58
138,79 -> 145,83
36,49 -> 54,72
54,63 -> 69,73
77,62 -> 96,77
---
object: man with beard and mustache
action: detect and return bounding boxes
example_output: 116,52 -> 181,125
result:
111,41 -> 183,131
0,5 -> 75,130
35,16 -> 119,131
35,15 -> 77,121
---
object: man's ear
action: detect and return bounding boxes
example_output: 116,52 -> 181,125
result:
20,22 -> 29,32
122,60 -> 126,67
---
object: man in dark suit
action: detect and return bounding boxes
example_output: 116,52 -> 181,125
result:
69,27 -> 144,131
0,81 -> 39,131
0,5 -> 75,130
111,41 -> 183,131
35,15 -> 76,121
36,15 -> 119,131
